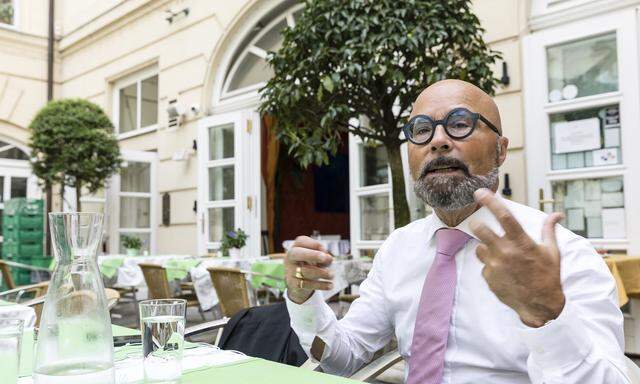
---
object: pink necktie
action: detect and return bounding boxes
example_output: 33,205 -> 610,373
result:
407,228 -> 472,384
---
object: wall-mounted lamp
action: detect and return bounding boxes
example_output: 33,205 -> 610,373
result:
502,173 -> 512,198
500,61 -> 510,86
165,7 -> 189,24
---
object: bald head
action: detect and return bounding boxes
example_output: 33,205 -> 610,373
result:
412,79 -> 502,135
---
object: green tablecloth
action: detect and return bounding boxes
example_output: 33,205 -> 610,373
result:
16,324 -> 358,384
250,260 -> 286,291
165,259 -> 201,281
100,257 -> 126,278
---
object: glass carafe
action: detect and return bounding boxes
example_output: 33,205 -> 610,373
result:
34,213 -> 114,384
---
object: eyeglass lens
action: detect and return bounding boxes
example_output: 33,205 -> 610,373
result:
409,109 -> 476,143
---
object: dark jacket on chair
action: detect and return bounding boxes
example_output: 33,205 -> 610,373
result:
218,302 -> 308,366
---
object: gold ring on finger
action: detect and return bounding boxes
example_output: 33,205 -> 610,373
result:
298,279 -> 304,289
295,266 -> 304,279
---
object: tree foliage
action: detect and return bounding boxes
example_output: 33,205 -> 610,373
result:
260,0 -> 501,227
29,99 -> 121,211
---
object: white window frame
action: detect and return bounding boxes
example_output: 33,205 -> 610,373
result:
349,134 -> 394,258
0,0 -> 18,30
108,150 -> 157,255
522,8 -> 640,254
112,66 -> 159,140
196,111 -> 261,257
219,4 -> 303,101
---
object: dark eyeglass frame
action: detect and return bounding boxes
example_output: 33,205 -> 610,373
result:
403,107 -> 501,145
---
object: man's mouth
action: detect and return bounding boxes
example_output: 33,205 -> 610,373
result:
426,166 -> 463,175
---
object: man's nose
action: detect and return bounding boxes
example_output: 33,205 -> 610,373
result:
430,124 -> 453,153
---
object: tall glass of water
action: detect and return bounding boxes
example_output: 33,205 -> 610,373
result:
0,318 -> 25,384
139,299 -> 187,383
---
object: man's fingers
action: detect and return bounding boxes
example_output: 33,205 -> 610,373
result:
542,212 -> 564,252
470,220 -> 501,248
287,277 -> 333,291
292,235 -> 327,252
475,243 -> 490,264
474,188 -> 527,241
287,247 -> 333,266
296,265 -> 334,280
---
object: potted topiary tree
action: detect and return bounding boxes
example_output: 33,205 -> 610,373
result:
221,229 -> 248,258
121,235 -> 143,257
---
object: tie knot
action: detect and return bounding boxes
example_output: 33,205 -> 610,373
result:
435,228 -> 472,257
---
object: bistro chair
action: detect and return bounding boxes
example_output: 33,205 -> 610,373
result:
0,281 -> 49,303
267,253 -> 287,260
207,267 -> 251,318
139,263 -> 206,320
0,260 -> 17,290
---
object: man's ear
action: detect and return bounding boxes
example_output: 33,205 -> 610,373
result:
497,136 -> 509,166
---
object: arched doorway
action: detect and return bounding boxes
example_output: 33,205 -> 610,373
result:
198,1 -> 352,256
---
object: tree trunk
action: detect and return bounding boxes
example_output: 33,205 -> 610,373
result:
76,181 -> 82,212
45,184 -> 52,256
385,141 -> 410,228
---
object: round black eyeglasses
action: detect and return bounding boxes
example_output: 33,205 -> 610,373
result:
403,107 -> 501,145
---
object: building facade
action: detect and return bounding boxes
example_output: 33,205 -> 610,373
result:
0,0 -> 529,259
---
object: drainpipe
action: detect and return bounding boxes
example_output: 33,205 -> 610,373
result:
45,0 -> 54,256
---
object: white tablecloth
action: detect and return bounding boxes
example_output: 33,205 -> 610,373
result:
0,303 -> 36,328
98,254 -> 196,288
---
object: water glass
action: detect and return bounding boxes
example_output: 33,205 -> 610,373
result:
0,318 -> 25,384
139,299 -> 187,383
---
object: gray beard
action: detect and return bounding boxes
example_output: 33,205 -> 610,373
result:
413,167 -> 499,211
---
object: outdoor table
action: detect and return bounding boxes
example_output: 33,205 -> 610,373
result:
14,324 -> 359,384
605,255 -> 640,307
0,299 -> 36,327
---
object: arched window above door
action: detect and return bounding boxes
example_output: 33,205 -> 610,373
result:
220,6 -> 302,100
0,140 -> 28,161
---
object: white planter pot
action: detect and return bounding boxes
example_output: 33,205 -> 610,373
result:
228,248 -> 241,258
125,248 -> 139,257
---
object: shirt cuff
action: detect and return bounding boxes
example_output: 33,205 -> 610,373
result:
285,290 -> 337,359
518,300 -> 593,369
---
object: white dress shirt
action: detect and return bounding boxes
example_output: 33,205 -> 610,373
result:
286,196 -> 630,383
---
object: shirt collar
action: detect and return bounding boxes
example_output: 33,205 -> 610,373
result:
423,195 -> 507,244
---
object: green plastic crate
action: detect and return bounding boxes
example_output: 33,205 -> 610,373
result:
2,198 -> 44,216
1,240 -> 44,260
2,228 -> 44,243
26,256 -> 52,269
12,269 -> 31,286
2,215 -> 44,231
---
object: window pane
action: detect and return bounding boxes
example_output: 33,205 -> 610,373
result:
208,123 -> 234,160
119,83 -> 138,134
208,207 -> 234,243
360,194 -> 390,240
121,162 -> 150,193
118,232 -> 150,253
10,177 -> 27,198
119,197 -> 150,228
0,0 -> 14,25
359,144 -> 388,186
549,105 -> 621,170
552,176 -> 625,239
227,53 -> 274,92
208,166 -> 234,201
255,19 -> 286,53
141,75 -> 158,128
0,146 -> 29,160
547,33 -> 618,102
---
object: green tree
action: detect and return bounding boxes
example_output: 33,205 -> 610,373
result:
260,0 -> 501,227
29,99 -> 121,212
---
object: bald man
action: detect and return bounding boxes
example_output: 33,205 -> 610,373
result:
284,80 -> 629,383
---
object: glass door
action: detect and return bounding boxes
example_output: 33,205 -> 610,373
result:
197,111 -> 261,257
523,9 -> 640,253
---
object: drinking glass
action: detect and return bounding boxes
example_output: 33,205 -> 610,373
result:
0,318 -> 25,384
139,299 -> 187,383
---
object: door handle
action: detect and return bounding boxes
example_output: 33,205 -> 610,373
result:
247,196 -> 253,211
538,188 -> 555,212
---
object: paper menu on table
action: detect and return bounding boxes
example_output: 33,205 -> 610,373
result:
553,118 -> 601,154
